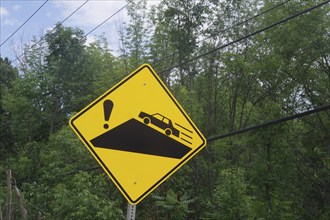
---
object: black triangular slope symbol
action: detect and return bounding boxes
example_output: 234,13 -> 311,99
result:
90,119 -> 192,159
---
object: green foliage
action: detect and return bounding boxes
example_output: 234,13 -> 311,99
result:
0,57 -> 17,159
44,24 -> 96,120
119,0 -> 150,73
0,0 -> 329,219
3,76 -> 48,143
204,167 -> 253,220
51,172 -> 123,220
153,189 -> 194,220
17,126 -> 124,219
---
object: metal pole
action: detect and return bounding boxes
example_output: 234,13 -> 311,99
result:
126,203 -> 136,220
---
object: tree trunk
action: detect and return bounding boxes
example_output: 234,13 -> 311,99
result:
0,205 -> 3,220
14,186 -> 27,220
6,170 -> 12,220
265,143 -> 273,216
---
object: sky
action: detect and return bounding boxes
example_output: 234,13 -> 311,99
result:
0,0 -> 159,64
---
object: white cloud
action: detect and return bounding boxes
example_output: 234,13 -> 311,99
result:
0,7 -> 9,16
51,0 -> 130,54
52,1 -> 160,28
12,4 -> 22,11
46,12 -> 52,18
50,1 -> 160,55
3,18 -> 18,26
85,35 -> 97,45
52,1 -> 128,28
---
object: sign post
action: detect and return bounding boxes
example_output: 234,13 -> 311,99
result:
126,203 -> 136,220
69,64 -> 206,205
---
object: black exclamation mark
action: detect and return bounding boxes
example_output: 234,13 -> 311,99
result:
103,100 -> 113,129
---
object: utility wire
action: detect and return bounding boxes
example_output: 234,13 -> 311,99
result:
84,2 -> 130,37
0,2 -> 132,136
94,0 -> 298,91
57,0 -> 89,25
1,1 -> 328,143
0,0 -> 49,47
207,104 -> 330,142
12,1 -> 130,64
199,0 -> 293,44
158,0 -> 330,75
12,0 -> 90,64
153,0 -> 293,66
86,0 -> 328,100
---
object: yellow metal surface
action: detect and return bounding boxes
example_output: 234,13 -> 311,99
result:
69,64 -> 206,204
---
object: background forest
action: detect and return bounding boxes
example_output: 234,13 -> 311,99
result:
0,0 -> 329,219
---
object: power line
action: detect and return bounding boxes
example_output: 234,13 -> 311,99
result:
86,0 -> 328,102
12,0 -> 90,64
12,1 -> 130,64
1,0 -> 328,144
158,0 -> 330,75
199,0 -> 293,44
0,0 -> 49,47
90,0 -> 300,91
153,0 -> 293,66
57,0 -> 89,25
0,2 -> 132,136
207,104 -> 330,142
84,2 -> 130,37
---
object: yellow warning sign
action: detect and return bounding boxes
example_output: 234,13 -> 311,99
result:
69,64 -> 206,204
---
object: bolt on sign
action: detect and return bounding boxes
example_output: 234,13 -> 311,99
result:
69,64 -> 206,204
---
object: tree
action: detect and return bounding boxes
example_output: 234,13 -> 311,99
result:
205,167 -> 253,219
1,0 -> 329,218
44,24 -> 95,133
119,0 -> 149,74
0,57 -> 17,159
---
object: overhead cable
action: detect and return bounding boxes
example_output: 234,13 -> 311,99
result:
12,1 -> 130,64
0,0 -> 49,47
207,104 -> 330,142
158,0 -> 330,75
84,2 -> 130,37
198,0 -> 293,44
93,0 -> 327,100
12,0 -> 90,63
153,0 -> 293,65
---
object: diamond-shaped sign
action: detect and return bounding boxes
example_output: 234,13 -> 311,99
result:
69,64 -> 206,204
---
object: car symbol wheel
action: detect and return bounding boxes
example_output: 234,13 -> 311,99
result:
165,128 -> 172,136
143,117 -> 150,124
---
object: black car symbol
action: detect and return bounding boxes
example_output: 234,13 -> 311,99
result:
138,112 -> 180,137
